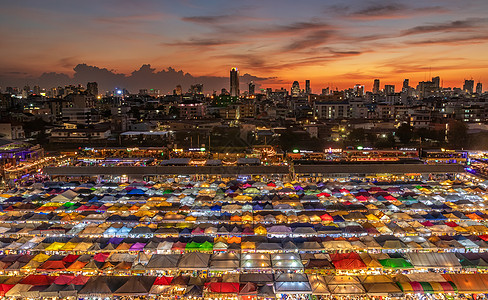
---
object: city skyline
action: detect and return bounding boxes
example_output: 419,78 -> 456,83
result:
1,0 -> 488,91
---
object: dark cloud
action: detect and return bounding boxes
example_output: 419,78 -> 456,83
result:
352,3 -> 406,17
181,14 -> 265,25
182,15 -> 230,24
163,38 -> 241,47
284,30 -> 334,51
402,18 -> 487,35
329,2 -> 448,21
0,64 -> 270,94
94,13 -> 165,25
407,34 -> 488,45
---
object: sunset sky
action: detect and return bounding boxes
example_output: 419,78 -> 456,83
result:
1,0 -> 488,92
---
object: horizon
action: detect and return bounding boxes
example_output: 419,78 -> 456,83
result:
0,63 -> 483,95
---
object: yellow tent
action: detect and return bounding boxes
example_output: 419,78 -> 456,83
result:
32,253 -> 51,262
254,226 -> 267,235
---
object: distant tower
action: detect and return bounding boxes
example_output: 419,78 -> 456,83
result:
403,79 -> 409,89
432,76 -> 440,89
384,85 -> 395,95
373,79 -> 380,94
305,80 -> 311,94
87,82 -> 98,97
291,81 -> 300,97
353,84 -> 364,96
463,79 -> 474,94
175,85 -> 182,96
248,81 -> 255,95
476,82 -> 483,94
230,67 -> 240,97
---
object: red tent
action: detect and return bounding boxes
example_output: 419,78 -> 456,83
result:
320,213 -> 333,221
93,252 -> 110,262
70,275 -> 90,285
332,258 -> 367,270
330,252 -> 361,261
20,275 -> 56,286
153,276 -> 174,286
206,282 -> 240,293
355,195 -> 368,201
62,254 -> 80,263
54,275 -> 75,285
38,260 -> 66,271
171,241 -> 187,251
317,192 -> 331,197
444,221 -> 458,227
330,252 -> 366,270
0,284 -> 14,296
421,221 -> 434,227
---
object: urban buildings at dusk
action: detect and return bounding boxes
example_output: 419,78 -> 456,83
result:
1,0 -> 488,299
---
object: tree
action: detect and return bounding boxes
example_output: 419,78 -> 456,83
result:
448,120 -> 468,148
396,123 -> 413,144
347,128 -> 366,143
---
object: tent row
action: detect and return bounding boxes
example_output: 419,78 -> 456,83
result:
5,272 -> 488,298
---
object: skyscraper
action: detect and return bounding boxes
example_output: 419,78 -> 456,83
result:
353,84 -> 364,96
249,81 -> 255,95
174,85 -> 182,96
476,82 -> 483,94
305,80 -> 311,94
190,84 -> 203,94
373,79 -> 380,94
403,79 -> 409,89
230,67 -> 239,97
87,82 -> 98,97
384,85 -> 395,95
432,76 -> 440,89
291,81 -> 300,97
463,79 -> 474,94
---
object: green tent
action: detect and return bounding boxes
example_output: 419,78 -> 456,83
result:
419,282 -> 434,294
379,258 -> 413,269
185,241 -> 201,251
199,241 -> 214,251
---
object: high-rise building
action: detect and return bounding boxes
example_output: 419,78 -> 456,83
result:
373,79 -> 380,94
384,85 -> 395,95
403,79 -> 409,90
305,80 -> 311,94
190,84 -> 203,94
476,82 -> 483,94
33,85 -> 41,95
87,82 -> 98,97
248,81 -> 255,95
291,81 -> 300,97
230,67 -> 240,97
417,81 -> 437,99
174,85 -> 182,96
463,79 -> 475,94
321,88 -> 329,95
353,84 -> 364,96
432,76 -> 440,89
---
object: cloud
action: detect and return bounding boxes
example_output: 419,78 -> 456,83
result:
181,14 -> 266,24
0,64 -> 271,94
407,34 -> 488,45
332,2 -> 449,21
402,18 -> 487,35
94,13 -> 165,25
163,38 -> 242,47
284,30 -> 334,51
